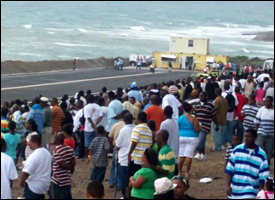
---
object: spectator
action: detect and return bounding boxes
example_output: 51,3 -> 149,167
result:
108,110 -> 130,189
3,121 -> 21,164
51,132 -> 75,199
233,86 -> 247,144
255,82 -> 266,107
97,98 -> 108,128
51,98 -> 65,136
1,107 -> 10,133
1,138 -> 18,199
24,119 -> 39,160
160,106 -> 179,169
265,81 -> 274,105
87,126 -> 110,183
243,75 -> 256,99
178,102 -> 201,179
256,178 -> 274,199
212,88 -> 229,151
60,100 -> 73,126
226,129 -> 270,199
241,94 -> 260,131
255,96 -> 274,165
129,148 -> 158,199
154,177 -> 177,199
102,87 -> 109,107
20,135 -> 52,199
116,113 -> 135,198
172,176 -> 194,199
224,134 -> 240,172
106,91 -> 123,133
63,124 -> 75,150
153,130 -> 176,179
84,95 -> 103,158
40,97 -> 52,149
205,76 -> 220,101
127,112 -> 152,198
183,79 -> 193,101
128,82 -> 143,102
161,86 -> 182,120
28,97 -> 45,135
145,95 -> 165,131
11,104 -> 25,135
86,181 -> 105,199
194,92 -> 216,160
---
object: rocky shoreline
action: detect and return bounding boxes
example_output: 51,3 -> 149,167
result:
243,31 -> 274,42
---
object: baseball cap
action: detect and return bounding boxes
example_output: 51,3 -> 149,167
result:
154,177 -> 177,195
131,82 -> 137,88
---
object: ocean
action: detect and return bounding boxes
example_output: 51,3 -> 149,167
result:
1,1 -> 274,61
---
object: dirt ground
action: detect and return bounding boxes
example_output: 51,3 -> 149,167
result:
12,137 -> 274,199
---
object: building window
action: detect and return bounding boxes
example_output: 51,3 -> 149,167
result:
188,40 -> 194,47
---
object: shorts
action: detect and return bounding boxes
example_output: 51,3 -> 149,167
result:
84,131 -> 97,147
179,137 -> 200,158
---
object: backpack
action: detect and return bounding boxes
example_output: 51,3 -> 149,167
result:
79,110 -> 85,126
226,92 -> 236,112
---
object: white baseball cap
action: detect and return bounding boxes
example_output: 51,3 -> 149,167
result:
154,177 -> 177,195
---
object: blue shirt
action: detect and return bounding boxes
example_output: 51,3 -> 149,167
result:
177,115 -> 199,138
106,100 -> 123,132
28,104 -> 45,134
226,144 -> 270,199
128,90 -> 143,102
3,133 -> 21,160
143,103 -> 152,112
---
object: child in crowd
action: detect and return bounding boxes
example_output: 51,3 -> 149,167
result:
256,178 -> 274,199
224,134 -> 240,172
63,123 -> 75,150
86,126 -> 110,183
86,181 -> 105,199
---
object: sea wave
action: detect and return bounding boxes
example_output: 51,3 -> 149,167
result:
130,26 -> 146,31
77,28 -> 88,33
22,24 -> 32,29
53,42 -> 95,47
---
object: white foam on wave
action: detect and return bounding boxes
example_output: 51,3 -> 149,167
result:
77,28 -> 88,33
16,52 -> 44,57
130,26 -> 146,31
53,42 -> 95,47
22,24 -> 32,29
243,48 -> 250,53
47,32 -> 55,35
44,28 -> 74,32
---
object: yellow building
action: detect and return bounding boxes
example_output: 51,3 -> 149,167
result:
153,37 -> 228,71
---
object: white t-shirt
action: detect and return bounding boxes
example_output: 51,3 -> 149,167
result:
23,148 -> 52,195
25,131 -> 39,160
116,124 -> 135,167
73,109 -> 83,132
84,103 -> 103,132
160,119 -> 180,157
1,153 -> 18,199
162,94 -> 182,120
98,106 -> 108,128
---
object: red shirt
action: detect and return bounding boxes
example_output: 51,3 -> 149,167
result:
64,138 -> 75,150
235,93 -> 247,122
145,105 -> 165,131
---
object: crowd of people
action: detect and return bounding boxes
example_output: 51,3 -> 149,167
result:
1,66 -> 274,199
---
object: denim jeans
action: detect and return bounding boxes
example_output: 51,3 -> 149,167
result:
212,123 -> 226,151
84,131 -> 97,147
197,131 -> 208,150
108,149 -> 121,188
256,134 -> 274,164
24,183 -> 45,199
52,183 -> 70,199
224,121 -> 235,146
118,164 -> 128,198
91,167 -> 106,183
233,121 -> 244,144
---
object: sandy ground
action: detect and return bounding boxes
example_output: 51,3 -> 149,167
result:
12,137 -> 274,199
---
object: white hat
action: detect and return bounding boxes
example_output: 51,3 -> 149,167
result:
40,97 -> 50,105
154,177 -> 177,195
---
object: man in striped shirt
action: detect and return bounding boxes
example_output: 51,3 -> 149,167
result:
241,94 -> 260,131
226,129 -> 270,199
51,133 -> 75,199
255,96 -> 274,165
194,91 -> 216,160
153,130 -> 175,179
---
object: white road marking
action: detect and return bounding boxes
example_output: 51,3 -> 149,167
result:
1,72 -> 164,91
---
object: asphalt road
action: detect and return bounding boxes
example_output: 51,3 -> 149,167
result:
1,67 -> 196,103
